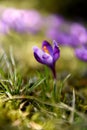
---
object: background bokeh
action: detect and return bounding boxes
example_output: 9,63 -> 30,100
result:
0,0 -> 87,73
1,0 -> 87,20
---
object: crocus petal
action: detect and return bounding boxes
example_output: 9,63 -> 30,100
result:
34,52 -> 43,64
42,53 -> 53,65
53,40 -> 60,62
42,40 -> 53,56
33,46 -> 53,65
33,46 -> 44,64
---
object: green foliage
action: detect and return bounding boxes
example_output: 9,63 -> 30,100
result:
0,48 -> 86,130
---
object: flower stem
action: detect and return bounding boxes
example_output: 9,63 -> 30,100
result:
53,78 -> 58,102
50,64 -> 56,80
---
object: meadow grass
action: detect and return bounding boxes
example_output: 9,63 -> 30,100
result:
0,34 -> 87,130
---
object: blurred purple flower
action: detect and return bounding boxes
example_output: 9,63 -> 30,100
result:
45,19 -> 87,48
0,20 -> 9,34
20,10 -> 43,33
1,8 -> 43,33
46,27 -> 79,47
70,23 -> 87,44
33,40 -> 60,79
44,14 -> 64,29
75,47 -> 87,62
1,8 -> 21,27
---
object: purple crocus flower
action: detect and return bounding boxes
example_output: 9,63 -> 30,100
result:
33,40 -> 60,79
75,47 -> 87,62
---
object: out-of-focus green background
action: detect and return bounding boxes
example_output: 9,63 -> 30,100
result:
0,0 -> 87,74
1,0 -> 87,20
